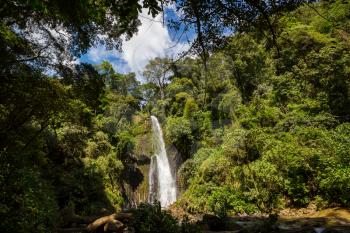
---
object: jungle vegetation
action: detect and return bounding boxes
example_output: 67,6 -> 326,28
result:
0,0 -> 349,232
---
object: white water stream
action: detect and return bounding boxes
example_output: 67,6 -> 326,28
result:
148,116 -> 177,207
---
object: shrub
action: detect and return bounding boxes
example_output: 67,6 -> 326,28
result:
0,168 -> 58,233
208,187 -> 258,217
178,148 -> 214,189
130,202 -> 200,233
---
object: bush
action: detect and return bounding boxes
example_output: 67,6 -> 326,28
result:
319,167 -> 350,206
0,168 -> 58,233
208,187 -> 258,217
130,202 -> 200,233
178,148 -> 214,189
83,154 -> 124,211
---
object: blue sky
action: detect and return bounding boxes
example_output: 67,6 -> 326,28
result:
80,5 -> 194,81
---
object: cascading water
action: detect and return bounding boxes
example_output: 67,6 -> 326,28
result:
148,116 -> 177,207
148,156 -> 157,203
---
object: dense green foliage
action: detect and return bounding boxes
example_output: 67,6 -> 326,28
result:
0,60 -> 149,232
1,0 -> 350,232
0,0 -> 163,231
171,0 -> 350,216
131,202 -> 200,233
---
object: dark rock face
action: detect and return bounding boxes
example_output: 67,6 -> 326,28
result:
134,154 -> 151,165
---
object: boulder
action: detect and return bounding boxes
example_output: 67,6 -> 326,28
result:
86,213 -> 131,233
202,214 -> 244,231
202,214 -> 226,231
103,219 -> 125,233
114,212 -> 133,223
85,212 -> 134,233
86,214 -> 116,232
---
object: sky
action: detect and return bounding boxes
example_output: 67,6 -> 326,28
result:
80,5 -> 193,81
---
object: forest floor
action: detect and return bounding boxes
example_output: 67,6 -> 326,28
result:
276,207 -> 350,232
168,205 -> 350,233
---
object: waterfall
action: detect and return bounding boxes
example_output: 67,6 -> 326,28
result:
148,156 -> 157,203
148,116 -> 177,207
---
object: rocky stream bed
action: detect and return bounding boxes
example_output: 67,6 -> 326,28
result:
59,207 -> 350,233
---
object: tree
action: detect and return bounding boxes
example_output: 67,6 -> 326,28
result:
0,0 -> 162,73
169,0 -> 315,56
143,57 -> 173,101
224,34 -> 269,103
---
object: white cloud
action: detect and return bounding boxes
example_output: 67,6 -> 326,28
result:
82,7 -> 189,81
83,45 -> 132,73
85,46 -> 108,63
121,8 -> 189,80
